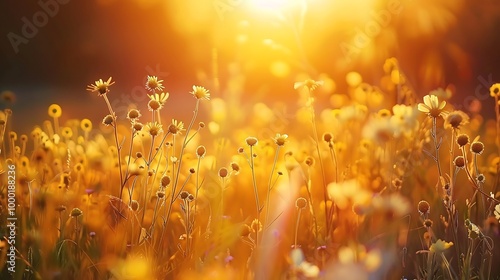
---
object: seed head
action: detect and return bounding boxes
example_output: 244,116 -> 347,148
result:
470,141 -> 484,155
70,208 -> 83,218
179,191 -> 190,200
196,145 -> 206,158
219,167 -> 228,178
130,200 -> 140,211
102,114 -> 114,126
456,134 -> 469,147
417,200 -> 430,215
127,109 -> 141,120
245,137 -> 258,147
454,156 -> 466,169
323,133 -> 333,143
295,197 -> 308,209
161,175 -> 171,187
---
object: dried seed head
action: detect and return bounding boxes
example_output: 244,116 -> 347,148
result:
189,168 -> 195,174
323,133 -> 333,143
230,162 -> 240,173
161,175 -> 171,187
423,219 -> 433,228
127,109 -> 141,120
133,122 -> 143,131
454,156 -> 466,169
156,191 -> 165,198
470,141 -> 484,155
196,145 -> 206,158
102,114 -> 114,126
456,134 -> 469,147
418,200 -> 430,215
179,191 -> 190,200
187,194 -> 195,202
238,147 -> 244,153
130,200 -> 140,211
199,122 -> 205,128
304,156 -> 315,166
295,197 -> 308,209
219,167 -> 228,178
136,152 -> 143,158
476,173 -> 485,184
55,205 -> 67,212
70,208 -> 83,218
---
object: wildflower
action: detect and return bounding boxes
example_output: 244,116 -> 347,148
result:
490,83 -> 500,97
494,204 -> 500,221
149,92 -> 169,105
190,85 -> 210,100
145,76 -> 164,92
417,94 -> 446,118
102,114 -> 114,126
454,156 -> 466,169
272,133 -> 288,146
444,110 -> 469,130
295,197 -> 307,209
418,200 -> 430,216
61,127 -> 73,139
48,104 -> 62,118
80,119 -> 92,132
470,141 -> 484,155
219,167 -> 228,178
168,119 -> 185,135
245,136 -> 258,147
145,122 -> 163,137
70,208 -> 83,218
429,239 -> 453,253
250,219 -> 262,233
456,134 -> 469,147
294,79 -> 324,92
127,109 -> 141,121
465,219 -> 481,239
55,205 -> 67,212
196,145 -> 206,158
87,77 -> 114,95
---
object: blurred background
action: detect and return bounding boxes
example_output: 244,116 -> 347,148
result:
1,0 -> 500,133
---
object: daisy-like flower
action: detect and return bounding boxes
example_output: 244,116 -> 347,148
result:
87,77 -> 115,96
145,121 -> 163,137
149,92 -> 169,106
190,86 -> 210,100
294,79 -> 324,92
273,133 -> 288,146
417,94 -> 447,118
145,76 -> 164,92
168,119 -> 185,135
494,204 -> 500,221
444,110 -> 469,130
490,83 -> 500,98
429,239 -> 453,253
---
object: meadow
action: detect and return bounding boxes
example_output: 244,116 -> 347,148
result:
0,63 -> 500,279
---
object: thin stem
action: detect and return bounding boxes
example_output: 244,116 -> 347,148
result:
265,146 -> 280,226
249,145 -> 261,246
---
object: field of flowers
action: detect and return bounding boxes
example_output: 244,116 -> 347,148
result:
1,62 -> 500,279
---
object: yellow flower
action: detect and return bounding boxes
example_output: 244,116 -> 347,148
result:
87,77 -> 114,95
145,76 -> 164,92
48,104 -> 62,118
429,239 -> 453,253
190,85 -> 210,100
272,133 -> 288,146
417,94 -> 446,118
168,119 -> 185,135
80,119 -> 92,132
490,83 -> 500,97
494,204 -> 500,221
294,79 -> 324,92
145,122 -> 163,137
149,92 -> 169,106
